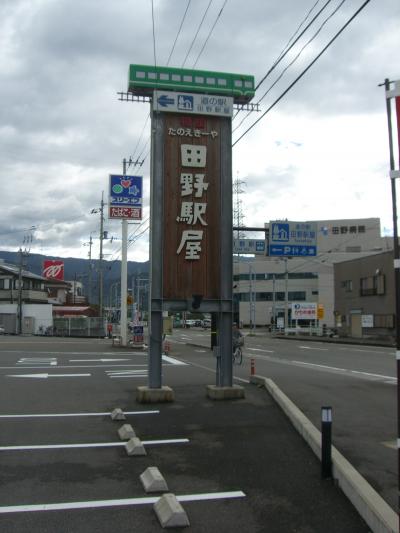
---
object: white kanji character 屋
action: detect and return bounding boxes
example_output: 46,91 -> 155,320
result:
176,230 -> 204,259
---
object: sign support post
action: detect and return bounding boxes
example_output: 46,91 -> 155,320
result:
147,111 -> 164,391
120,159 -> 128,347
383,78 -> 400,528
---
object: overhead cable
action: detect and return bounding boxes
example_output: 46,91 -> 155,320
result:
232,0 -> 371,147
151,0 -> 157,68
192,0 -> 229,68
182,0 -> 213,67
233,0 -> 346,133
167,0 -> 192,65
233,0 -> 334,120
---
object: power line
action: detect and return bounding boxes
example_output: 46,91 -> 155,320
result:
233,0 -> 345,133
151,0 -> 157,68
232,0 -> 371,147
182,0 -> 214,67
127,0 -> 194,171
275,0 -> 324,62
255,0 -> 333,93
167,0 -> 192,65
233,0 -> 335,121
192,0 -> 229,68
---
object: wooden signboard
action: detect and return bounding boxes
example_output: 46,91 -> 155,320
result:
162,113 -> 224,300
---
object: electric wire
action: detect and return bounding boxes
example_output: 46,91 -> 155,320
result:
167,0 -> 192,65
181,0 -> 213,67
232,0 -> 371,147
233,0 -> 335,121
233,0 -> 346,133
275,0 -> 323,63
127,0 -> 194,170
192,0 -> 229,68
151,0 -> 157,68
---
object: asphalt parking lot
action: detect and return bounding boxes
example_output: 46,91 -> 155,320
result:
0,336 -> 370,532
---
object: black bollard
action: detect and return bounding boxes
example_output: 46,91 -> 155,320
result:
321,406 -> 332,479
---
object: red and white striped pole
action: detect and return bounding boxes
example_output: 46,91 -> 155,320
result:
250,358 -> 255,376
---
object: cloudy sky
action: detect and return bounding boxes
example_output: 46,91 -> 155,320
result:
1,0 -> 399,263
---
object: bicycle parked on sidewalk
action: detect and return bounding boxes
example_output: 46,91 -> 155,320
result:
232,322 -> 244,365
232,342 -> 243,365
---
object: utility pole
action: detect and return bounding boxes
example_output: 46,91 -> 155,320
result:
84,234 -> 93,304
17,248 -> 23,335
383,77 -> 400,529
284,257 -> 289,333
120,158 -> 128,346
17,233 -> 32,335
99,193 -> 105,319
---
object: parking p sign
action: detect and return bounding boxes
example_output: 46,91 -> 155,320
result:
269,220 -> 317,257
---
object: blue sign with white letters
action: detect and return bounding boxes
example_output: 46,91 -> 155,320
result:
109,175 -> 143,207
269,221 -> 317,257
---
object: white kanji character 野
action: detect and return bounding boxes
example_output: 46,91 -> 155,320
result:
180,173 -> 193,196
193,174 -> 208,197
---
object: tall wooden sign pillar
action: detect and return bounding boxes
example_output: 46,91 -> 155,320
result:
137,95 -> 244,402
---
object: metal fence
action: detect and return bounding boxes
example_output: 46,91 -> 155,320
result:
52,317 -> 106,337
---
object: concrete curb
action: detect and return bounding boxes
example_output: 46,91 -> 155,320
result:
250,375 -> 398,533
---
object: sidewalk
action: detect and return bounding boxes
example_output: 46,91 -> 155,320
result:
148,378 -> 373,532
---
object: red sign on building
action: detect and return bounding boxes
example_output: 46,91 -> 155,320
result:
43,260 -> 64,280
109,206 -> 142,219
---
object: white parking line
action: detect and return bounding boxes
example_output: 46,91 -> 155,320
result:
292,360 -> 396,381
0,490 -> 246,514
299,345 -> 328,351
247,347 -> 274,354
0,438 -> 189,451
17,358 -> 58,366
106,369 -> 147,378
161,354 -> 188,365
0,410 -> 159,419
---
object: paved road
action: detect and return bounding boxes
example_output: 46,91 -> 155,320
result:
171,328 -> 397,511
0,335 -> 370,532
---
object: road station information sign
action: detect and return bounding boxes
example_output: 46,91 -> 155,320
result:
269,220 -> 317,257
153,90 -> 233,117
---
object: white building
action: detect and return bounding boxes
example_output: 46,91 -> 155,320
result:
234,218 -> 391,328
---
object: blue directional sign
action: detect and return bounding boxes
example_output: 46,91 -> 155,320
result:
109,175 -> 142,207
269,221 -> 317,257
158,95 -> 175,107
153,90 -> 233,117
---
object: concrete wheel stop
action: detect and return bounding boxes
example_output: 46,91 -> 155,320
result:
110,408 -> 126,420
118,424 -> 136,440
136,386 -> 175,404
125,437 -> 147,456
206,384 -> 245,400
140,466 -> 169,493
154,493 -> 190,528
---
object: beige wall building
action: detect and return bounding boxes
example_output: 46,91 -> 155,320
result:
234,218 -> 392,329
